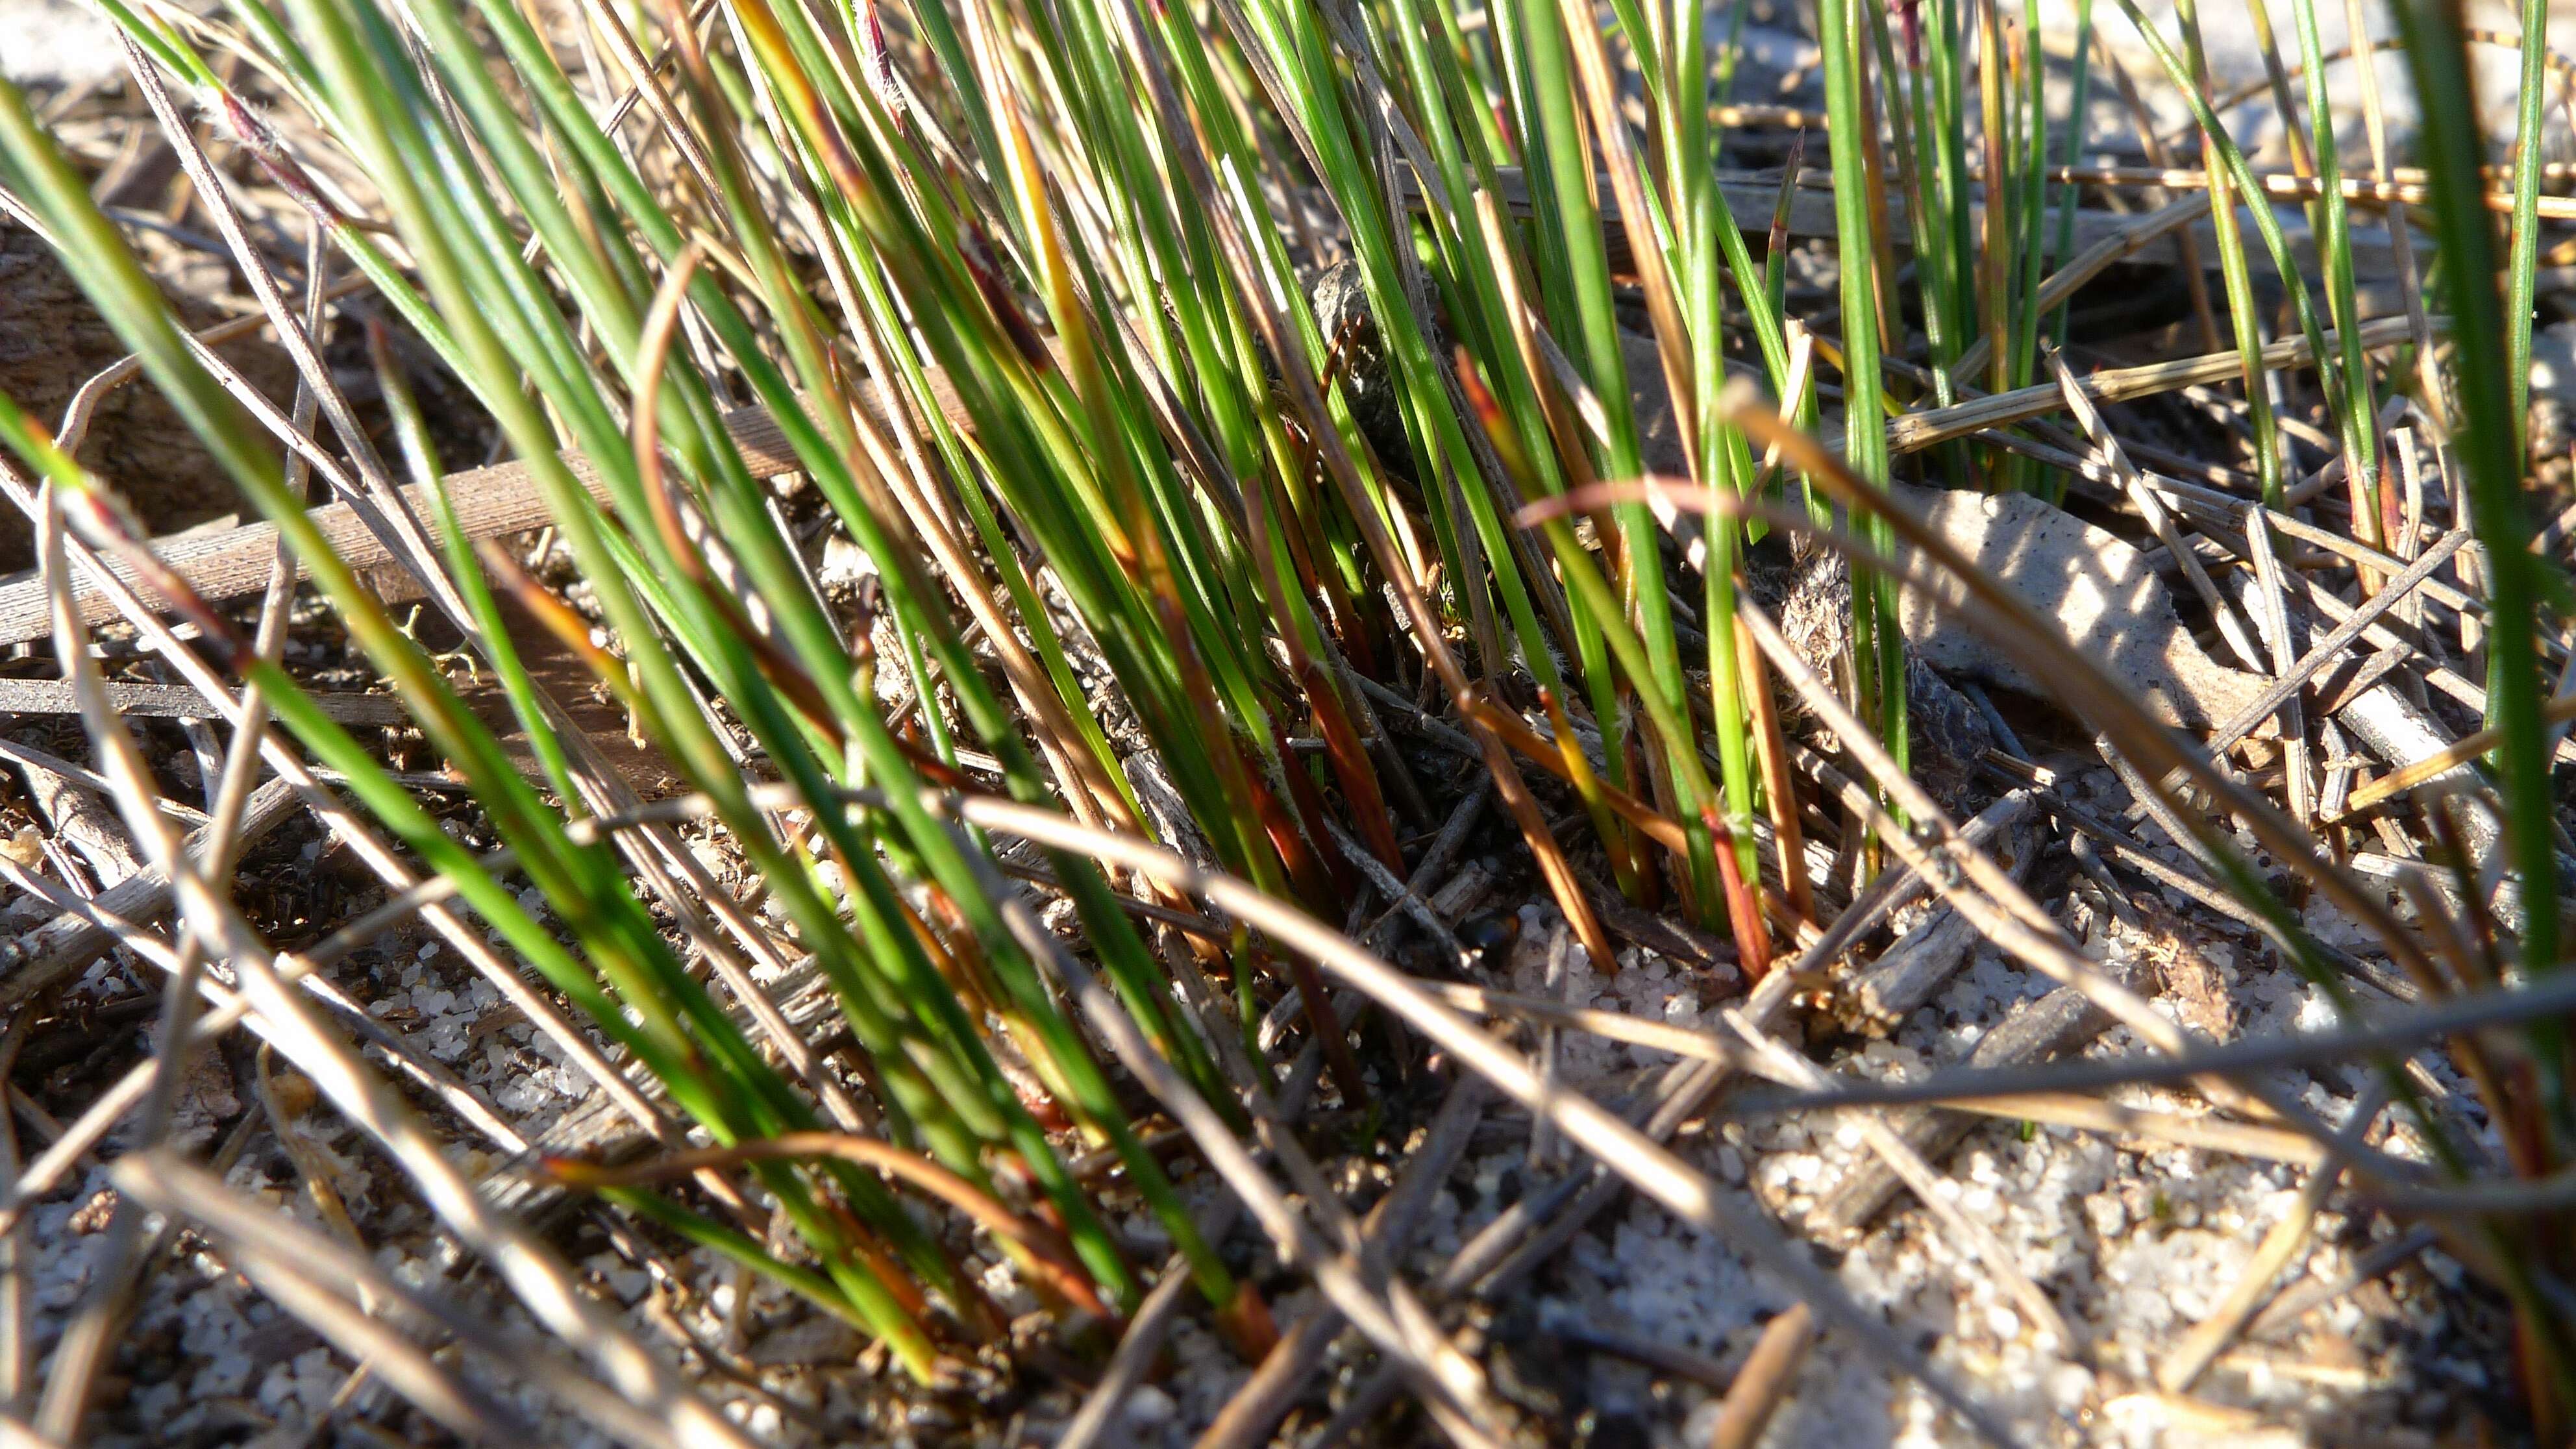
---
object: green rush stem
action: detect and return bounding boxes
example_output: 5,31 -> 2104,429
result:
1816,0 -> 1909,789
1975,0 -> 2014,401
2171,0 -> 2285,504
2507,0 -> 2551,486
2393,0 -> 2562,1061
2112,0 -> 2357,490
2379,18 -> 2576,1406
2049,0 -> 2094,345
2010,0 -> 2051,495
2286,0 -> 2381,528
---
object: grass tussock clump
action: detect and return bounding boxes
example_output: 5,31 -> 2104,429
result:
0,0 -> 2570,1440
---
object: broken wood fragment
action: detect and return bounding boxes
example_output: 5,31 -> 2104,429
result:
0,776 -> 300,1009
0,677 -> 408,723
1845,797 -> 2039,1028
0,362 -> 993,647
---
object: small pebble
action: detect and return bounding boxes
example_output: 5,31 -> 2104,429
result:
1123,1385 -> 1175,1424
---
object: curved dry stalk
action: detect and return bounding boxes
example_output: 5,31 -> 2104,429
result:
1426,978 -> 2319,1163
1924,1093 -> 2325,1165
1733,949 -> 2576,1111
25,263 -> 373,461
29,750 -> 2535,1228
543,1132 -> 1109,1320
631,240 -> 712,545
